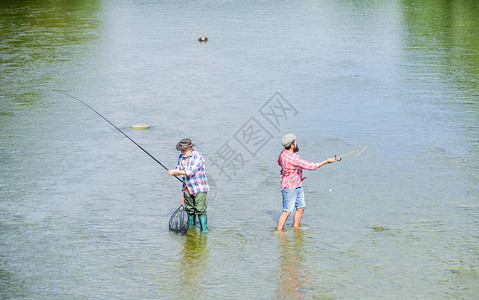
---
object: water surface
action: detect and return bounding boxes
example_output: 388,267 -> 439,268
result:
1,0 -> 478,298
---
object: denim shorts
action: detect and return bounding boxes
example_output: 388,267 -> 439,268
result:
281,187 -> 305,213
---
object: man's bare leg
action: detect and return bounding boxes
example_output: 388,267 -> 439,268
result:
293,207 -> 304,228
276,211 -> 291,231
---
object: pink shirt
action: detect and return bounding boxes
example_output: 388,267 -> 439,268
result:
278,149 -> 318,190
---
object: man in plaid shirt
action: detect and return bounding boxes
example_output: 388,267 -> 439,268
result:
168,138 -> 209,232
277,133 -> 338,231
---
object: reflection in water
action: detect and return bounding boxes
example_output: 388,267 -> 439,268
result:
276,229 -> 310,299
401,0 -> 479,137
0,0 -> 100,105
178,231 -> 208,299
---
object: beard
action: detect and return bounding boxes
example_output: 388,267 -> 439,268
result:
293,144 -> 299,153
182,150 -> 192,158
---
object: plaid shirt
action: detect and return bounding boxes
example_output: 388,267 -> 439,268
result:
176,150 -> 209,194
278,148 -> 318,190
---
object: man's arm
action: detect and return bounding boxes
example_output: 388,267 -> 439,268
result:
168,169 -> 186,176
294,157 -> 319,170
168,154 -> 204,177
168,155 -> 187,177
316,158 -> 337,169
294,157 -> 337,170
184,154 -> 203,177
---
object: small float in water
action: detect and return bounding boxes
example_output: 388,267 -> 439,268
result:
131,123 -> 150,129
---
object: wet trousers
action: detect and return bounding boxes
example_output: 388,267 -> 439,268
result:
183,191 -> 207,216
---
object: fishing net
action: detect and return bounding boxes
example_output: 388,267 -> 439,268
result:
169,205 -> 189,235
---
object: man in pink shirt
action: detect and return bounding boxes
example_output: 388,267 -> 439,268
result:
277,133 -> 338,231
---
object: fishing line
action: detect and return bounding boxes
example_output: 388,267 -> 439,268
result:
354,145 -> 368,157
53,90 -> 183,183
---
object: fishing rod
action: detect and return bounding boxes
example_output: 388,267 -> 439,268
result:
54,90 -> 183,183
335,145 -> 368,161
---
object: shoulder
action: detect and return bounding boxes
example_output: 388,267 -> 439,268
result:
192,150 -> 204,160
280,149 -> 297,159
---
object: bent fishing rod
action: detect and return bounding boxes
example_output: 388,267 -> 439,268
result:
335,145 -> 368,161
54,90 -> 183,183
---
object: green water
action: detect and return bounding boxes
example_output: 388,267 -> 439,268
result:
1,0 -> 478,298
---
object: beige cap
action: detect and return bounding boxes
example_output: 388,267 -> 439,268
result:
281,133 -> 296,147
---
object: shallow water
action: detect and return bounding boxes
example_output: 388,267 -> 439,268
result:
1,0 -> 478,298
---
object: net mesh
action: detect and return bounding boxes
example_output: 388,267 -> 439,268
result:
169,205 -> 189,235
